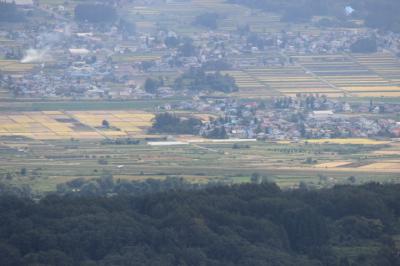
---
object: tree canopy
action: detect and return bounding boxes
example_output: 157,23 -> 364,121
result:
0,1 -> 24,22
144,77 -> 164,94
150,112 -> 203,135
193,12 -> 219,30
174,68 -> 238,93
74,4 -> 117,23
350,38 -> 378,53
0,183 -> 399,265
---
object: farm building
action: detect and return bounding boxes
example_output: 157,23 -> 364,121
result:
69,48 -> 91,56
312,110 -> 334,119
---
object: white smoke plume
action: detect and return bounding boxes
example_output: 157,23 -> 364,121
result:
21,48 -> 52,63
20,22 -> 74,63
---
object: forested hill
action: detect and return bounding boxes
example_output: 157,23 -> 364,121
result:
229,0 -> 400,32
1,183 -> 400,265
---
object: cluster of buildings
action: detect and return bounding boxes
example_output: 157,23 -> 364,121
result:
1,1 -> 400,100
0,21 -> 163,99
170,95 -> 400,140
267,28 -> 400,55
0,2 -> 399,143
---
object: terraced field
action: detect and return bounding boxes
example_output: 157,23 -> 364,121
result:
222,70 -> 276,98
226,65 -> 342,98
293,53 -> 400,97
112,53 -> 163,63
0,110 -> 155,140
226,53 -> 400,98
0,86 -> 11,100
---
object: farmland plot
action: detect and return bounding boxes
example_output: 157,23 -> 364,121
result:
226,52 -> 400,99
0,111 -> 155,140
292,53 -> 400,97
0,138 -> 399,193
0,60 -> 35,73
244,66 -> 343,97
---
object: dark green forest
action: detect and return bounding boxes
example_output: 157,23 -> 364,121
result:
350,38 -> 377,53
0,182 -> 399,265
0,1 -> 24,22
74,4 -> 117,23
150,112 -> 203,135
193,13 -> 220,29
174,68 -> 238,93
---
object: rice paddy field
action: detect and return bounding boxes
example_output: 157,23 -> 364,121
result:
0,110 -> 155,140
0,137 -> 399,193
0,60 -> 35,73
0,99 -> 183,112
226,53 -> 400,99
0,87 -> 11,100
293,53 -> 400,97
112,53 -> 163,63
303,138 -> 391,145
227,66 -> 342,98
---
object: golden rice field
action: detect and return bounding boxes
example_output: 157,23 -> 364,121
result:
0,60 -> 35,73
112,54 -> 162,63
315,161 -> 352,168
0,111 -> 155,140
344,86 -> 400,92
0,86 -> 10,99
352,53 -> 400,81
293,53 -> 400,97
349,92 -> 400,97
359,162 -> 400,170
284,92 -> 346,98
304,138 -> 390,145
226,66 -> 343,98
224,53 -> 400,98
373,150 -> 400,155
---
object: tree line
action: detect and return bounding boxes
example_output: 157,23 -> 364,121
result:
174,68 -> 238,93
150,112 -> 203,135
74,4 -> 117,23
56,173 -> 220,197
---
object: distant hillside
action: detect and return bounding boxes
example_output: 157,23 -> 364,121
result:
229,0 -> 400,32
0,183 -> 399,265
